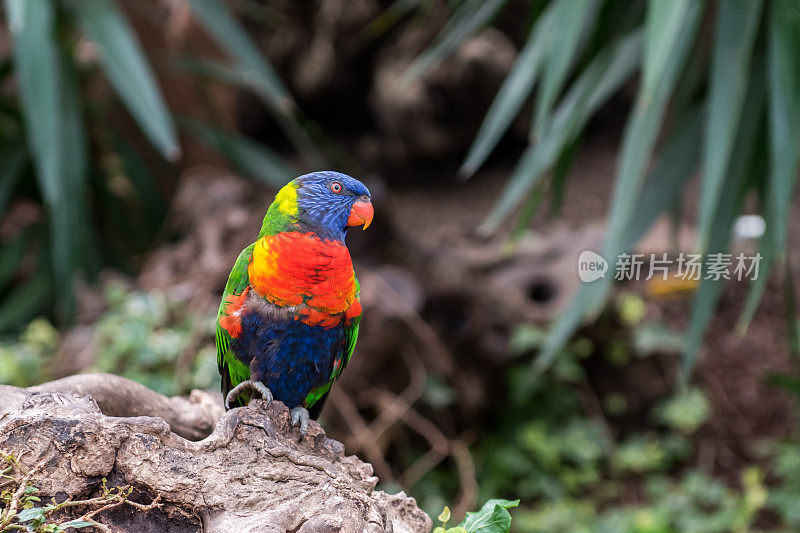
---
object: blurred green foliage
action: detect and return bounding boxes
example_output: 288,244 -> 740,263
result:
0,281 -> 216,396
2,0 -> 179,326
92,281 -> 217,396
408,313 -> 800,532
0,0 -> 306,333
411,0 -> 800,377
0,318 -> 59,388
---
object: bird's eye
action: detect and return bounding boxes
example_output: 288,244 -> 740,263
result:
330,182 -> 343,194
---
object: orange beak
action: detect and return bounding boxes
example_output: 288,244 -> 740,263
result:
347,199 -> 374,230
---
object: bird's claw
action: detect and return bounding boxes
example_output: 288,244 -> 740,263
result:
289,406 -> 310,436
251,381 -> 273,404
225,379 -> 273,409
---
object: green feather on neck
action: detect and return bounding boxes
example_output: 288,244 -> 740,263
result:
259,181 -> 299,237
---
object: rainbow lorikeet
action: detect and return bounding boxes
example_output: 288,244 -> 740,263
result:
216,171 -> 373,434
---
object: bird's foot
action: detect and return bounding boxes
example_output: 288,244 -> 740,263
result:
289,406 -> 310,436
225,379 -> 273,409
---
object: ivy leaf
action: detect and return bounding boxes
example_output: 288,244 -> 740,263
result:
16,505 -> 46,523
458,499 -> 519,533
60,519 -> 96,529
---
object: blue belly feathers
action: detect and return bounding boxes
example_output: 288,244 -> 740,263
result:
231,308 -> 344,409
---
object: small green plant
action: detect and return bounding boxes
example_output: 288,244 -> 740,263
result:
0,450 -> 160,532
410,310 -> 798,532
0,283 -> 217,395
434,499 -> 520,533
653,387 -> 712,435
0,318 -> 59,387
92,280 -> 217,396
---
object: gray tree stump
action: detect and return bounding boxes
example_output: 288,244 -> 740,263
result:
0,374 -> 431,532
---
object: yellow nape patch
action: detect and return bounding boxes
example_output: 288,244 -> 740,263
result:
275,182 -> 299,217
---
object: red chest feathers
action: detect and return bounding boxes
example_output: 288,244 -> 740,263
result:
246,232 -> 361,327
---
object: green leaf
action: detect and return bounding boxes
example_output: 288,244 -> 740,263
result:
16,505 -> 46,523
641,0 -> 692,98
179,118 -> 298,186
535,276 -> 605,372
173,56 -> 280,109
622,109 -> 704,249
767,373 -> 800,400
458,499 -> 519,533
532,0 -> 598,138
171,56 -> 321,163
404,0 -> 508,81
654,388 -> 711,434
187,0 -> 294,114
7,0 -> 62,205
8,0 -> 89,319
546,135 -> 581,219
509,180 -> 546,244
178,2 -> 324,165
764,0 -> 800,256
111,132 -> 168,238
438,506 -> 452,523
74,0 -> 180,161
696,0 -> 763,251
479,29 -> 643,235
60,519 -> 95,529
0,271 -> 52,333
603,0 -> 701,267
538,0 -> 702,368
535,109 -> 699,368
49,53 -> 89,320
459,3 -> 558,177
737,0 -> 800,332
682,57 -> 766,379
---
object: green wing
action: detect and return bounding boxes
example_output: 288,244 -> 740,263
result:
337,276 -> 362,379
216,243 -> 255,407
306,276 -> 362,419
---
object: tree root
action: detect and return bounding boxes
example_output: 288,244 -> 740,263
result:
0,374 -> 430,533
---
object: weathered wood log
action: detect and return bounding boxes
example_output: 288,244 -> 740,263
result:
0,374 -> 430,533
1,373 -> 223,441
